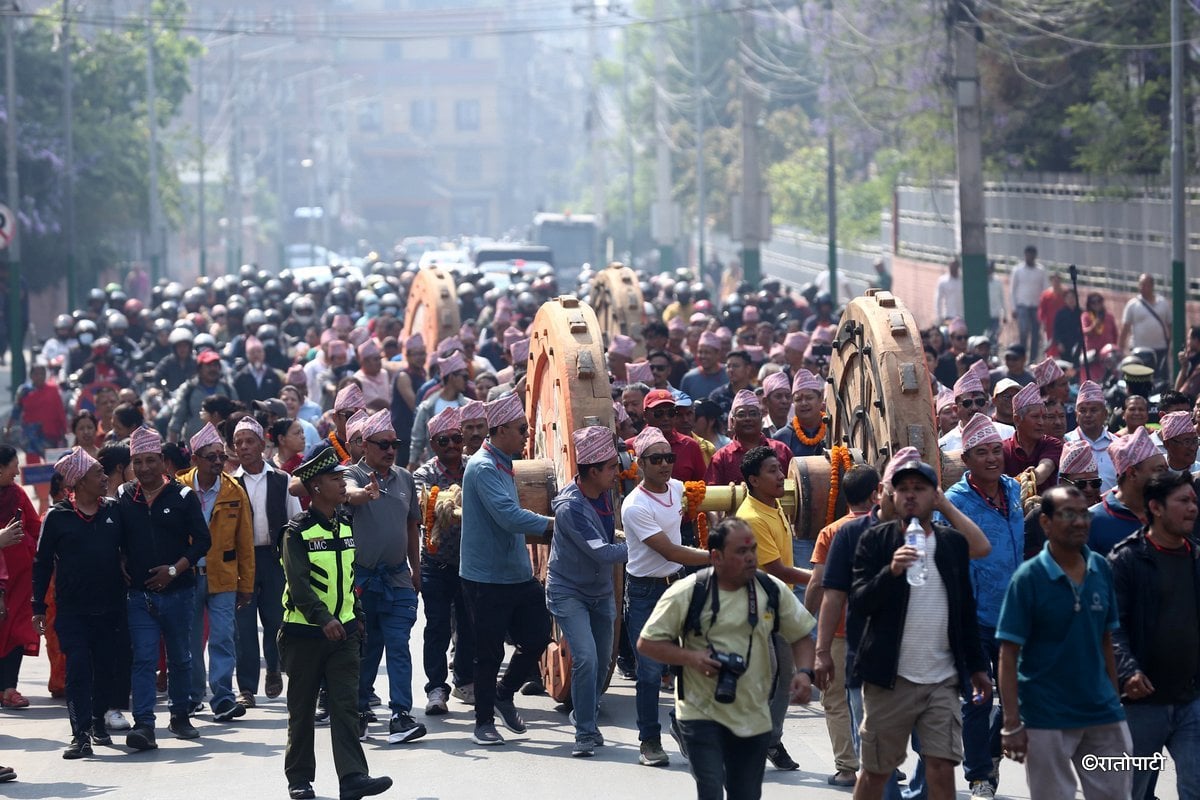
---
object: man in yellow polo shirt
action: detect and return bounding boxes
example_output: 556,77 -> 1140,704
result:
735,445 -> 813,771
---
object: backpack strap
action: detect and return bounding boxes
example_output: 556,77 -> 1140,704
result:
684,566 -> 714,637
754,570 -> 781,634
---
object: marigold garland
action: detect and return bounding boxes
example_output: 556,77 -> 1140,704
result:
683,480 -> 709,548
328,430 -> 351,464
792,417 -> 827,448
423,485 -> 440,555
618,461 -> 639,482
826,445 -> 851,525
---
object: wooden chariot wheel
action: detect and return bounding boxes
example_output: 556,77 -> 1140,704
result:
401,267 -> 461,353
588,262 -> 646,360
524,295 -> 623,704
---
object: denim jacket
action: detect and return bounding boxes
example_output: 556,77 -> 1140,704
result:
547,481 -> 628,600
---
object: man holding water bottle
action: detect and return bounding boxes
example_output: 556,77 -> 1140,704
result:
849,455 -> 992,800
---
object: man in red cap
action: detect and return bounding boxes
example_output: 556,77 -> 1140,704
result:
634,389 -> 707,485
168,349 -> 236,442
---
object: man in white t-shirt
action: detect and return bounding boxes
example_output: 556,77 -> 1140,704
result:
621,426 -> 710,769
1119,273 -> 1171,376
1010,246 -> 1048,361
934,259 -> 964,322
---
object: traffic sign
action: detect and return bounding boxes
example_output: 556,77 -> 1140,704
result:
0,203 -> 12,251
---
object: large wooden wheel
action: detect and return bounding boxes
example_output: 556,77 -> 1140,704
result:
401,267 -> 460,352
825,290 -> 940,481
524,295 -> 622,704
588,262 -> 645,359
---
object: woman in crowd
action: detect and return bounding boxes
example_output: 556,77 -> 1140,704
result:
71,412 -> 100,459
0,444 -> 40,708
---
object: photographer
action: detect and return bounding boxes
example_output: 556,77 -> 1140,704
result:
637,518 -> 816,800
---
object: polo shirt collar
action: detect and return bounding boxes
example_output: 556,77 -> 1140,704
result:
747,493 -> 783,515
1037,541 -> 1102,581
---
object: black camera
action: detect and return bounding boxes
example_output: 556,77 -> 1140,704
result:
709,647 -> 748,704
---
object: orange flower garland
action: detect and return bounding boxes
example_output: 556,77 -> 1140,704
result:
423,485 -> 440,555
683,480 -> 709,548
825,445 -> 851,525
328,430 -> 351,464
792,417 -> 827,448
618,461 -> 639,482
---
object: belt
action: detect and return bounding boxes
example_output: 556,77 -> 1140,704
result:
627,570 -> 686,586
194,565 -> 207,576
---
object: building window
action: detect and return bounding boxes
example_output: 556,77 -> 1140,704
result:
450,37 -> 472,59
455,99 -> 480,131
412,99 -> 436,134
384,41 -> 403,61
455,150 -> 483,182
358,100 -> 383,133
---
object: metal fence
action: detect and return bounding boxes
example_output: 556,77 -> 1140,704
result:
708,229 -> 884,300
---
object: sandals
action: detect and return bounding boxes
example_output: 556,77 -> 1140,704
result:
2,690 -> 29,709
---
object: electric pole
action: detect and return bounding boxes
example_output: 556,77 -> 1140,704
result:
4,0 -> 24,390
693,0 -> 705,278
824,0 -> 837,304
196,52 -> 206,277
62,2 -> 77,307
738,2 -> 764,289
622,22 -> 634,261
651,0 -> 675,270
1170,0 -> 1185,378
146,0 -> 163,282
952,0 -> 988,331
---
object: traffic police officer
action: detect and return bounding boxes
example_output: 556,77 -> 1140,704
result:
279,446 -> 392,800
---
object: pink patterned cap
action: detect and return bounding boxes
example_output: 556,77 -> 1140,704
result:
882,446 -> 922,490
1032,358 -> 1065,387
428,406 -> 462,438
689,312 -> 709,325
437,336 -> 463,357
574,425 -> 618,465
494,306 -> 513,325
632,425 -> 670,457
460,399 -> 486,422
404,332 -> 425,351
438,352 -> 467,376
626,361 -> 654,384
668,316 -> 686,333
744,345 -> 765,363
327,340 -> 349,359
55,447 -> 98,488
360,409 -> 395,441
345,409 -> 369,441
1109,426 -> 1159,475
953,372 -> 985,399
1075,380 -> 1105,408
286,364 -> 307,386
485,392 -> 525,428
503,327 -> 523,349
1060,439 -> 1097,475
320,329 -> 336,345
234,415 -> 264,440
458,324 -> 476,343
730,389 -> 761,415
948,318 -> 968,335
769,344 -> 785,362
792,368 -> 824,395
968,359 -> 990,386
357,339 -> 380,361
1159,411 -> 1196,441
783,331 -> 809,353
607,335 -> 636,359
961,412 -> 1003,451
613,400 -> 630,425
742,306 -> 760,323
715,327 -> 733,342
495,366 -> 515,384
189,422 -> 223,454
334,383 -> 365,412
1012,382 -> 1044,415
348,327 -> 369,347
510,337 -> 531,364
763,371 -> 791,397
935,388 -> 956,414
332,314 -> 352,331
129,425 -> 163,456
698,331 -> 721,350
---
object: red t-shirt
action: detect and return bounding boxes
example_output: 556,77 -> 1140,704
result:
1002,434 -> 1063,492
705,436 -> 794,487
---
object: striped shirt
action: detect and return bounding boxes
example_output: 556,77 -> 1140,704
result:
896,531 -> 957,685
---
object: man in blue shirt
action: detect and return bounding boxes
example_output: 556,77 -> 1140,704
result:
996,485 -> 1133,800
458,392 -> 554,746
1088,426 -> 1166,556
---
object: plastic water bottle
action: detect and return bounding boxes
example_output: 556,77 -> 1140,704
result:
905,517 -> 927,587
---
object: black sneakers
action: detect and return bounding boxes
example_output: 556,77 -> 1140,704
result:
63,733 -> 92,760
387,712 -> 427,745
169,715 -> 200,740
339,773 -> 393,800
126,725 -> 158,751
493,696 -> 526,734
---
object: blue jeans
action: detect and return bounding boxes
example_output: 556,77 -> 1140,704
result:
356,577 -> 418,714
1016,305 -> 1040,361
189,576 -> 237,711
548,590 -> 615,742
1125,697 -> 1200,800
792,539 -> 816,605
235,545 -> 285,694
962,626 -> 1002,783
624,576 -> 670,741
420,561 -> 474,694
848,685 -> 907,800
128,588 -> 194,727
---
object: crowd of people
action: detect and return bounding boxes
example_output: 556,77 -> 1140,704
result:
0,251 -> 1193,800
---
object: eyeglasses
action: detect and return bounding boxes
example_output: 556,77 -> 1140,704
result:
1050,509 -> 1090,522
336,410 -> 357,419
1169,437 -> 1200,448
643,453 -> 677,465
198,451 -> 224,463
732,410 -> 762,420
367,439 -> 403,450
650,364 -> 670,373
449,371 -> 468,380
649,407 -> 676,419
1064,477 -> 1103,491
503,423 -> 530,436
433,433 -> 465,447
958,398 -> 989,409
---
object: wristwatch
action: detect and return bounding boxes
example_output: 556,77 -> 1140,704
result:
167,565 -> 177,578
796,668 -> 815,681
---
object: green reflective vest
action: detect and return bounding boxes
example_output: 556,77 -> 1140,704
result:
282,516 -> 357,628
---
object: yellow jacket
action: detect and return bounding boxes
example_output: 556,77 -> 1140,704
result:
178,467 -> 255,594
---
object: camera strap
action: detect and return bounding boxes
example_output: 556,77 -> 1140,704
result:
704,572 -> 758,670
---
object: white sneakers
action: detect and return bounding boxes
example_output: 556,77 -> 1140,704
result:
424,687 -> 449,716
105,710 -> 131,731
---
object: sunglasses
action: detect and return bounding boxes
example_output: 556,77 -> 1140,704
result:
503,423 -> 530,436
951,334 -> 967,341
1064,477 -> 1103,491
1051,509 -> 1090,522
643,453 -> 677,466
433,433 -> 465,447
367,439 -> 403,451
732,410 -> 762,420
649,407 -> 676,419
650,364 -> 670,372
958,398 -> 989,409
198,451 -> 224,463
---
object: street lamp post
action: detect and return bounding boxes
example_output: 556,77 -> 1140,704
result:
301,158 -> 316,266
